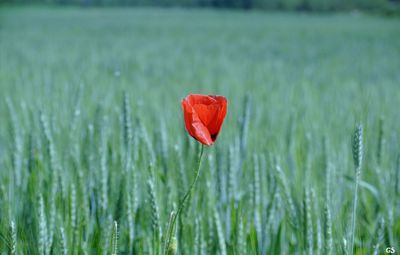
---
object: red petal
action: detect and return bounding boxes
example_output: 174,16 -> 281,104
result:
206,96 -> 227,141
181,98 -> 213,145
187,94 -> 217,106
193,103 -> 219,127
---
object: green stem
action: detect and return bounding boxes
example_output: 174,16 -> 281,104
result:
349,168 -> 361,255
164,144 -> 205,255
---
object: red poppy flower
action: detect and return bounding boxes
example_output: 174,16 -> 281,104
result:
181,94 -> 227,146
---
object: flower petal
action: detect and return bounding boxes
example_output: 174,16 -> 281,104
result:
181,97 -> 213,145
181,94 -> 227,145
206,96 -> 227,141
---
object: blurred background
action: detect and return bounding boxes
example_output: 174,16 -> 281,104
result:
1,0 -> 400,13
1,0 -> 400,254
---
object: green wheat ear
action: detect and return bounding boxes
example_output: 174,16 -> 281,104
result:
352,124 -> 363,169
164,211 -> 177,255
111,221 -> 118,255
167,237 -> 177,255
59,226 -> 67,255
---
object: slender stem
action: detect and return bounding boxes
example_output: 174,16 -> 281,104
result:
349,168 -> 361,255
164,144 -> 205,254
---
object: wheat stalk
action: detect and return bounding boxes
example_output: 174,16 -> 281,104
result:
372,217 -> 384,255
214,209 -> 227,255
9,220 -> 17,255
349,124 -> 363,255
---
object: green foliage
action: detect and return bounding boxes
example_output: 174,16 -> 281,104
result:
0,7 -> 400,254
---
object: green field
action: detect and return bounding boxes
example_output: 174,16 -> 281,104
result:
0,6 -> 400,254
